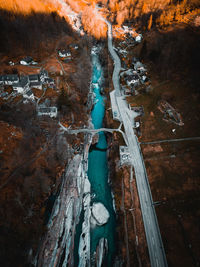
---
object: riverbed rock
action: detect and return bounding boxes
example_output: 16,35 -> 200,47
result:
95,238 -> 108,267
91,202 -> 110,226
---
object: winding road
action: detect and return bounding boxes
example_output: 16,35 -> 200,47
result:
106,21 -> 168,267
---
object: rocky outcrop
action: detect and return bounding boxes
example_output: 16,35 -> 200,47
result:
95,238 -> 108,267
35,154 -> 87,267
91,202 -> 110,226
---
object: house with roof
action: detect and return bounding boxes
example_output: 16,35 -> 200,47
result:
28,74 -> 39,83
39,70 -> 48,82
20,56 -> 33,65
30,81 -> 42,90
44,78 -> 55,88
134,61 -> 147,74
38,107 -> 57,118
1,74 -> 19,85
28,74 -> 42,89
69,43 -> 79,50
126,74 -> 140,87
0,76 -> 4,85
135,34 -> 142,43
13,76 -> 29,93
58,50 -> 71,58
24,89 -> 34,100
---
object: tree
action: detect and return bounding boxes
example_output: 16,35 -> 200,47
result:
148,14 -> 153,30
57,88 -> 71,111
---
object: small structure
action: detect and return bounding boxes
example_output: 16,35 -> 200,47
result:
13,76 -> 29,93
0,76 -> 4,85
69,43 -> 79,50
126,74 -> 140,87
132,57 -> 138,64
1,75 -> 19,85
39,70 -> 48,82
158,100 -> 184,126
129,105 -> 144,117
134,61 -> 147,74
28,74 -> 42,89
140,75 -> 148,84
24,89 -> 34,100
38,107 -> 57,118
20,56 -> 33,65
28,74 -> 40,83
58,50 -> 71,58
8,61 -> 15,66
135,34 -> 142,43
120,146 -> 131,165
30,81 -> 42,90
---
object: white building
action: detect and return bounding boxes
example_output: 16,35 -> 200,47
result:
20,56 -> 33,65
24,89 -> 34,100
38,107 -> 57,118
119,146 -> 131,165
135,34 -> 143,43
58,50 -> 71,58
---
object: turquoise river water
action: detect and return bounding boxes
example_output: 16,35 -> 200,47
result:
88,48 -> 116,265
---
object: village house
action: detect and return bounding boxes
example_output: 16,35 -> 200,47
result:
58,50 -> 71,58
38,107 -> 57,118
119,146 -> 131,165
28,74 -> 40,83
126,74 -> 140,87
134,61 -> 147,74
28,74 -> 42,89
20,56 -> 33,65
0,74 -> 19,85
39,70 -> 48,82
69,43 -> 79,50
13,76 -> 29,93
0,69 -> 54,95
135,34 -> 142,43
24,89 -> 34,100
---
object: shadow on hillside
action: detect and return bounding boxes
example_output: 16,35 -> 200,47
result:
0,9 -> 75,56
136,24 -> 200,90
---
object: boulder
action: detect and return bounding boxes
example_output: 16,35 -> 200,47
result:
91,202 -> 109,226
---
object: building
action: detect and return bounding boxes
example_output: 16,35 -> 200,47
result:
30,81 -> 42,90
38,107 -> 57,118
69,43 -> 79,50
119,146 -> 131,165
134,61 -> 147,74
20,56 -> 33,65
13,76 -> 29,93
39,70 -> 48,82
44,78 -> 55,88
126,74 -> 140,87
135,34 -> 142,43
1,74 -> 19,85
58,50 -> 71,58
24,89 -> 34,100
28,74 -> 40,83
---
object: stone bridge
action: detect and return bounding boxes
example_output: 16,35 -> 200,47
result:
59,122 -> 128,144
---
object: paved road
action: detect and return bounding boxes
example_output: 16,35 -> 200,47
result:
106,22 -> 122,97
141,136 -> 200,145
106,21 -> 168,267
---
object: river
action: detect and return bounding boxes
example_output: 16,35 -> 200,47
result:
87,46 -> 116,265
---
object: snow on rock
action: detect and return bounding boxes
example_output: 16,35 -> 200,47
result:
91,202 -> 110,226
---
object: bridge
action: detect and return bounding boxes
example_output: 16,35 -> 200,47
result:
59,122 -> 128,144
